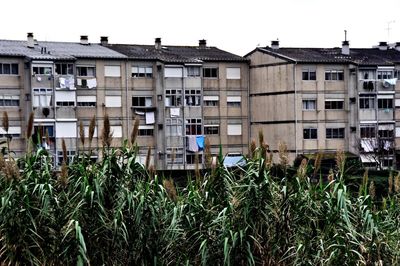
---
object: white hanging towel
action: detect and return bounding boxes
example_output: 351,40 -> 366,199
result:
87,78 -> 97,89
170,107 -> 180,117
59,77 -> 66,89
187,136 -> 198,152
383,78 -> 397,87
145,112 -> 155,124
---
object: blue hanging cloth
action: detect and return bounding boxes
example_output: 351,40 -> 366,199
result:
196,136 -> 205,151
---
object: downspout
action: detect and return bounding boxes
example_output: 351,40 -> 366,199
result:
293,62 -> 298,157
125,60 -> 130,142
247,60 -> 251,155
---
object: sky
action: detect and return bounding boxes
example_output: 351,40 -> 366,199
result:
1,0 -> 400,56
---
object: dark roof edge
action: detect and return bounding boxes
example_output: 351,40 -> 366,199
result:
254,47 -> 297,62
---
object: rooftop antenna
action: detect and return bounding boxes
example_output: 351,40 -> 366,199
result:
344,30 -> 347,41
386,20 -> 395,43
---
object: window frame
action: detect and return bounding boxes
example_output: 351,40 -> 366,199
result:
302,99 -> 316,110
325,100 -> 344,110
76,66 -> 96,77
302,68 -> 316,81
185,118 -> 202,135
203,67 -> 218,79
378,98 -> 393,109
325,70 -> 344,81
326,128 -> 345,139
303,128 -> 317,139
132,66 -> 153,78
55,63 -> 74,75
0,63 -> 19,75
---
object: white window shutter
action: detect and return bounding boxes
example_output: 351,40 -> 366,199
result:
56,122 -> 77,138
55,91 -> 76,102
77,96 -> 96,103
165,67 -> 183,77
227,124 -> 242,135
111,126 -> 122,138
227,96 -> 241,102
105,96 -> 122,107
226,67 -> 241,79
104,66 -> 121,77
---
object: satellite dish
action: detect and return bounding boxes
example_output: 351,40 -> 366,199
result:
42,107 -> 50,117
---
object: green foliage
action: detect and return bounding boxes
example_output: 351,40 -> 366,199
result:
1,142 -> 400,265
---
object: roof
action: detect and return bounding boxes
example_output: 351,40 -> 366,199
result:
0,39 -> 127,60
251,46 -> 400,66
106,44 -> 247,63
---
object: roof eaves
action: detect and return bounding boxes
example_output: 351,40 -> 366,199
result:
256,47 -> 297,63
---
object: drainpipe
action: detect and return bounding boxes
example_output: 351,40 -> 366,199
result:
293,62 -> 298,156
125,60 -> 129,142
247,61 -> 251,155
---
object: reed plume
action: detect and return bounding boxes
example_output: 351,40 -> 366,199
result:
130,116 -> 140,146
79,121 -> 85,147
101,113 -> 112,148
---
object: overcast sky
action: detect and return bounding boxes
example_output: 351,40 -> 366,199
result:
2,0 -> 400,56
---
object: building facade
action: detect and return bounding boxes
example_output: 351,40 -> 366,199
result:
0,34 -> 249,170
246,41 -> 400,169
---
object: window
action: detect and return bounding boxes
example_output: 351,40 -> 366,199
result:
186,153 -> 202,164
378,129 -> 394,138
204,125 -> 219,135
359,95 -> 375,109
382,158 -> 393,168
378,124 -> 394,138
302,68 -> 316,80
105,96 -> 122,107
377,70 -> 393,80
76,66 -> 95,77
226,67 -> 241,79
302,99 -> 316,110
166,118 -> 183,136
303,128 -> 317,139
77,96 -> 96,107
56,101 -> 75,107
0,95 -> 19,107
165,67 -> 183,78
325,70 -> 344,80
361,70 -> 375,80
132,66 -> 153,78
326,128 -> 345,139
84,126 -> 98,138
0,63 -> 18,75
227,124 -> 242,136
57,150 -> 76,166
34,125 -> 54,138
378,99 -> 393,109
165,89 -> 182,107
33,88 -> 52,107
104,65 -> 121,77
55,91 -> 75,107
360,125 -> 376,138
111,126 -> 123,138
132,96 -> 152,107
227,96 -> 241,107
33,66 -> 52,75
55,63 -> 73,75
166,147 -> 184,164
185,89 -> 201,106
203,95 -> 219,106
56,122 -> 77,138
138,125 -> 154,136
186,118 -> 202,135
187,66 -> 200,77
203,67 -> 218,78
325,100 -> 344,110
0,126 -> 21,138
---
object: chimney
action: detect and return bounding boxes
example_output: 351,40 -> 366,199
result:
271,40 -> 279,50
100,36 -> 108,46
155,37 -> 161,49
378,41 -> 388,50
199,39 -> 207,48
80,35 -> 89,45
395,42 -> 400,52
342,40 -> 350,55
27,32 -> 34,48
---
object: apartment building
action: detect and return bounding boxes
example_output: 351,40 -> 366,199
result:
246,41 -> 400,169
0,34 -> 248,170
105,38 -> 249,170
